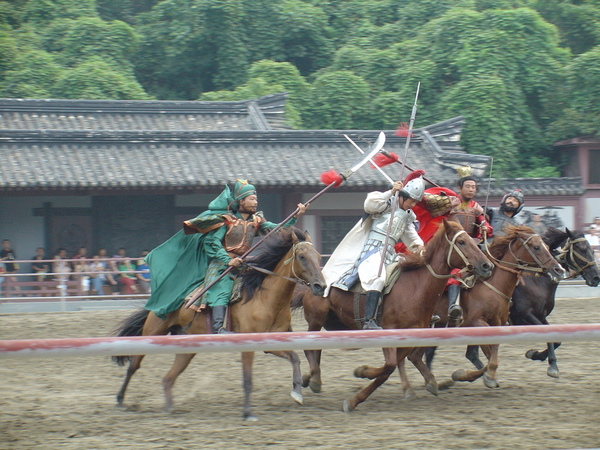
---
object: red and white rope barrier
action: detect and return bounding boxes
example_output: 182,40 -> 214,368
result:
1,324 -> 600,360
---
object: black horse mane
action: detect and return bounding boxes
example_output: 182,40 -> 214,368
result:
240,227 -> 306,302
542,227 -> 570,250
488,224 -> 537,259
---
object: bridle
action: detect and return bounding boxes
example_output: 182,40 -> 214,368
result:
485,234 -> 555,276
248,241 -> 316,285
554,236 -> 597,279
425,230 -> 479,287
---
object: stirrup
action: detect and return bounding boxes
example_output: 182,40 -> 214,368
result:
363,319 -> 382,330
217,327 -> 234,334
430,315 -> 441,326
448,305 -> 463,319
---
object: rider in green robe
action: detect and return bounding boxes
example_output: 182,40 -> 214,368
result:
144,179 -> 306,333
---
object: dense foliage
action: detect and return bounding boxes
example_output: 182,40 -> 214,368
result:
1,0 -> 599,176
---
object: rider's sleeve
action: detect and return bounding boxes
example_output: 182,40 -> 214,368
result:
203,226 -> 231,265
400,222 -> 425,252
364,190 -> 393,215
258,212 -> 297,234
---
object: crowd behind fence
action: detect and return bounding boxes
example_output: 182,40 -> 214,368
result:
0,257 -> 150,299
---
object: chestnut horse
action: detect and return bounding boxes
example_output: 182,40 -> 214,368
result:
441,225 -> 565,388
292,220 -> 493,410
112,228 -> 326,420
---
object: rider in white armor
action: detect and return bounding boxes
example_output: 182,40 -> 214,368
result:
323,172 -> 426,330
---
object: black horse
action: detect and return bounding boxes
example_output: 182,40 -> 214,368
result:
462,227 -> 599,378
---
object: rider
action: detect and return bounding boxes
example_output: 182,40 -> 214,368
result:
144,179 -> 306,334
446,166 -> 493,323
322,170 -> 426,330
490,189 -> 525,240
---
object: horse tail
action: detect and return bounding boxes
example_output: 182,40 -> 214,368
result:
291,284 -> 308,311
111,308 -> 149,366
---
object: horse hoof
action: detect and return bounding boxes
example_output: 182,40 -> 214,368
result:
404,389 -> 418,400
353,365 -> 369,378
483,374 -> 499,389
290,391 -> 303,405
302,373 -> 311,388
525,349 -> 537,360
452,369 -> 467,381
244,414 -> 259,422
547,367 -> 560,379
342,399 -> 354,413
426,383 -> 439,396
438,380 -> 455,390
309,381 -> 322,394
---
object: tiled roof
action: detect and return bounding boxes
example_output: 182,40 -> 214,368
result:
0,93 -> 288,132
0,97 -> 583,196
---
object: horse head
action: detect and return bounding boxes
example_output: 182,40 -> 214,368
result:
289,230 -> 326,297
494,226 -> 565,283
436,219 -> 493,279
562,228 -> 600,287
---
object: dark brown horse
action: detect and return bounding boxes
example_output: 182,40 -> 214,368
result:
112,228 -> 326,420
440,225 -> 565,388
292,220 -> 493,410
511,227 -> 599,377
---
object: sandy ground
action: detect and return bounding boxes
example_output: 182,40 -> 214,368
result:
1,298 -> 599,450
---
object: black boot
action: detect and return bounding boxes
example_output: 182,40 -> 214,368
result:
447,284 -> 463,325
211,305 -> 233,334
363,290 -> 382,330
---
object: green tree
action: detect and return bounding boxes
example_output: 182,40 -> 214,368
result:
0,49 -> 64,98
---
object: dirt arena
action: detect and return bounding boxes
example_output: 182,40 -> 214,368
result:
1,298 -> 599,450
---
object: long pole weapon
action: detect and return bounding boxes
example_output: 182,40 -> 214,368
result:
184,132 -> 387,309
377,82 -> 421,278
481,156 -> 494,242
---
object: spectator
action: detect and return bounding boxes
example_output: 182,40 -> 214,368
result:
118,258 -> 138,295
0,239 -> 21,295
530,214 -> 547,235
585,227 -> 600,250
91,248 -> 118,295
31,247 -> 50,290
136,250 -> 151,294
53,248 -> 72,294
72,246 -> 90,294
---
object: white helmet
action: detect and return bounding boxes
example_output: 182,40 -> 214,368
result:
399,176 -> 425,201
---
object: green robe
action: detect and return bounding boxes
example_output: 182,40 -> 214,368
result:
144,208 -> 297,319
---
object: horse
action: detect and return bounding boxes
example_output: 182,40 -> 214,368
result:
425,227 -> 599,379
511,227 -> 599,378
428,225 -> 565,389
112,228 -> 326,420
291,219 -> 494,410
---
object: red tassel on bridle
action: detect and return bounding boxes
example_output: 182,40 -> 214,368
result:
394,122 -> 414,138
320,169 -> 344,187
370,152 -> 398,169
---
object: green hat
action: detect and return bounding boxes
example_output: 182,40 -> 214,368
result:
233,179 -> 257,201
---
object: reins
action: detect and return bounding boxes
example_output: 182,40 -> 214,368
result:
483,233 -> 551,276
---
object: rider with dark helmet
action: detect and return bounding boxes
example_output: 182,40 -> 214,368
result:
490,189 -> 525,240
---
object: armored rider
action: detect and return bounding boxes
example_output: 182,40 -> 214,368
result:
144,179 -> 306,334
446,166 -> 493,322
322,171 -> 426,330
490,189 -> 525,240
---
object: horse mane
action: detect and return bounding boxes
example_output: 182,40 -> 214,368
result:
488,224 -> 536,259
542,227 -> 568,250
398,220 -> 465,271
240,227 -> 306,302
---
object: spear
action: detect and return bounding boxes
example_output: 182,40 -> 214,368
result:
184,131 -> 387,309
377,83 -> 421,278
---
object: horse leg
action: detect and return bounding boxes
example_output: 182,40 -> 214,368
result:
466,345 -> 485,370
522,316 -> 562,378
407,347 -> 439,396
545,342 -> 561,379
480,344 -> 500,388
302,349 -> 323,393
424,346 -> 436,370
397,358 -> 417,400
344,348 -> 401,412
116,354 -> 145,407
241,351 -> 257,421
162,353 -> 196,412
265,350 -> 304,405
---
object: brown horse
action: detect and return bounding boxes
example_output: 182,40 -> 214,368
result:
112,228 -> 326,420
439,225 -> 565,388
292,220 -> 494,410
